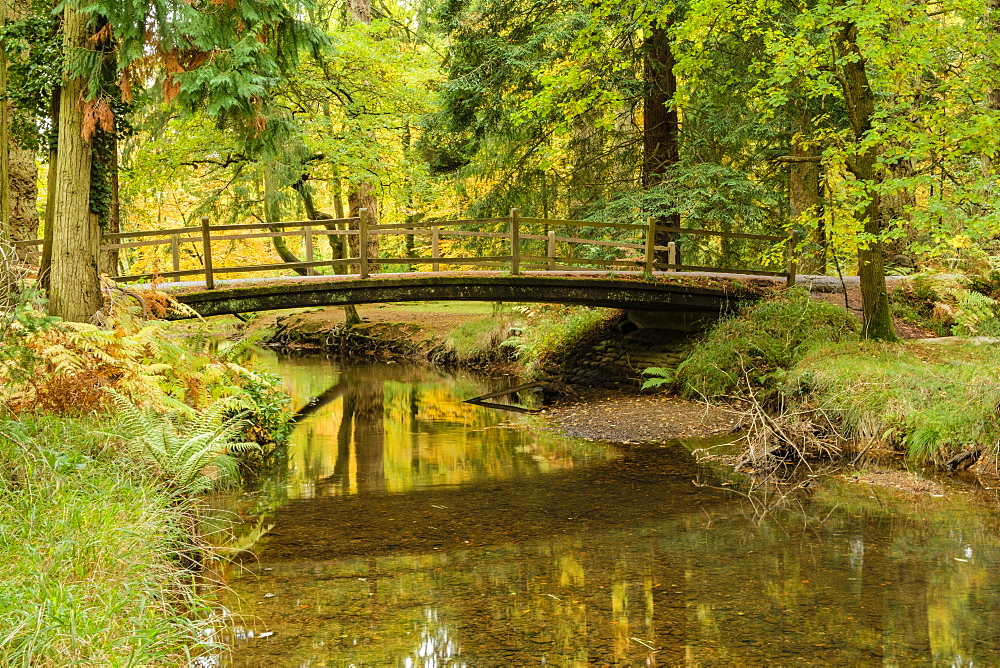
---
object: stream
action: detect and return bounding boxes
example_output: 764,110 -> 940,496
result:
216,351 -> 1000,666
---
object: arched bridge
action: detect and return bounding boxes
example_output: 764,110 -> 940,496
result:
14,209 -> 797,319
165,271 -> 768,319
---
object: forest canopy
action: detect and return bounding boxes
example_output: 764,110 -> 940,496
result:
0,0 -> 998,337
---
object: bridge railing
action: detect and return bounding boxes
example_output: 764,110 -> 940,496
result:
11,209 -> 799,288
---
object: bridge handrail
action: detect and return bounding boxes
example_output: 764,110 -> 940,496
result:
15,208 -> 800,288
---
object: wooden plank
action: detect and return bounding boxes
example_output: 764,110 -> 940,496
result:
200,216 -> 215,290
786,229 -> 801,288
651,262 -> 786,277
521,255 -> 643,267
547,231 -> 556,271
376,256 -> 512,265
431,225 -> 440,272
369,217 -> 508,230
171,234 -> 180,273
438,229 -> 510,240
519,233 -> 644,250
10,239 -> 42,248
208,218 -> 358,232
519,217 -> 646,230
658,226 -> 784,242
104,226 -> 199,240
212,258 -> 356,274
304,227 -> 315,276
644,217 -> 655,274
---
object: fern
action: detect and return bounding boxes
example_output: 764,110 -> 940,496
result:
109,393 -> 261,497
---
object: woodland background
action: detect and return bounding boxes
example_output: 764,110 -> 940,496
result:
1,0 -> 999,323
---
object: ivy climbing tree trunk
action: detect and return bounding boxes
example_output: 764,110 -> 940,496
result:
0,0 -> 10,242
985,0 -> 1000,177
836,20 -> 898,342
789,108 -> 824,274
642,19 -> 682,264
49,2 -> 101,322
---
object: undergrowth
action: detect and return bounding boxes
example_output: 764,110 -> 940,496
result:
790,342 -> 1000,463
674,288 -> 859,399
0,415 -> 220,664
0,245 -> 293,662
501,304 -> 616,375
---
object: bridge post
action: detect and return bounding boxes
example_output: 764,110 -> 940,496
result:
431,225 -> 440,272
359,208 -> 369,279
667,242 -> 677,272
644,217 -> 655,274
547,230 -> 556,270
170,234 -> 180,273
200,216 -> 215,290
786,229 -> 801,288
304,226 -> 316,276
510,208 -> 520,275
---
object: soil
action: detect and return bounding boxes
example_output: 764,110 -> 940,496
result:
540,390 -> 740,444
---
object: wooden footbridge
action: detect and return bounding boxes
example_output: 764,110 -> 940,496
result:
13,209 -> 799,318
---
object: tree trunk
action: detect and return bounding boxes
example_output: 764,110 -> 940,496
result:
9,142 -> 39,257
836,20 -> 897,342
985,0 -> 1000,176
0,0 -> 10,242
39,89 -> 58,289
49,3 -> 102,322
345,0 -> 379,272
642,20 -> 682,264
789,111 -> 824,274
98,133 -> 120,275
347,181 -> 379,268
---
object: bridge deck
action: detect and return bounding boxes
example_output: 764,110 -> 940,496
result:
159,270 -> 778,319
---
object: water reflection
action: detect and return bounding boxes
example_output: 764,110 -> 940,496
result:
222,355 -> 1000,666
246,351 -> 618,499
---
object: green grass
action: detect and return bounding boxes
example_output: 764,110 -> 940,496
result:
502,305 -> 616,375
674,289 -> 859,399
791,341 -> 1000,462
0,415 -> 217,665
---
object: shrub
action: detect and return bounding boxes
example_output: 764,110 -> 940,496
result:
674,289 -> 859,399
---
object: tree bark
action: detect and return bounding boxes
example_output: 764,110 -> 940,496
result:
985,0 -> 1000,176
97,133 -> 120,275
345,0 -> 379,272
49,3 -> 102,322
789,110 -> 825,274
836,20 -> 898,341
8,141 -> 39,257
0,0 -> 10,241
642,20 -> 682,263
39,89 -> 59,289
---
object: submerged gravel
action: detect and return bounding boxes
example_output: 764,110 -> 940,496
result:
541,391 -> 740,444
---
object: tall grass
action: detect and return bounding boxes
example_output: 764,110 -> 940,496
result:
791,342 -> 1000,462
674,289 -> 859,399
0,415 -> 219,665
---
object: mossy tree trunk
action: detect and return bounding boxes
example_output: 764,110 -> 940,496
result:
835,20 -> 898,342
49,3 -> 102,322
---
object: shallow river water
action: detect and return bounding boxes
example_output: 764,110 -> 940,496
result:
218,352 -> 1000,666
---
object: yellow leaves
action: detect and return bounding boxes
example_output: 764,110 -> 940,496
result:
948,234 -> 972,249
